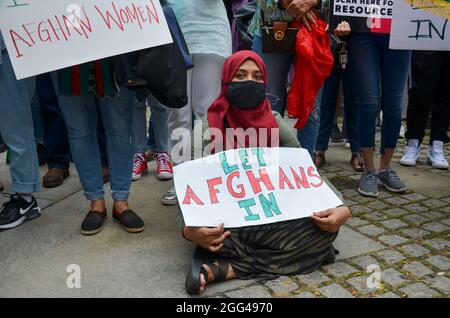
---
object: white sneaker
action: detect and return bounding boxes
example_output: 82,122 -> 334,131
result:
400,139 -> 421,166
427,140 -> 449,170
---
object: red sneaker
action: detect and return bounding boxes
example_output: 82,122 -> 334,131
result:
132,153 -> 148,181
155,153 -> 173,180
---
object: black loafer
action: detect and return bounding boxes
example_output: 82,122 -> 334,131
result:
113,209 -> 144,233
81,210 -> 106,235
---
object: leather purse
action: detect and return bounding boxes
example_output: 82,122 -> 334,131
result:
260,7 -> 299,54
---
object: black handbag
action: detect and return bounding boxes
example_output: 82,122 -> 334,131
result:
260,11 -> 299,54
234,0 -> 257,50
136,6 -> 192,109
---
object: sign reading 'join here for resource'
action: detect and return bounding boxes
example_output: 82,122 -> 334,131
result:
174,148 -> 343,228
0,0 -> 172,79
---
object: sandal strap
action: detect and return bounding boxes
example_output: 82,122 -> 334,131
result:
208,259 -> 230,282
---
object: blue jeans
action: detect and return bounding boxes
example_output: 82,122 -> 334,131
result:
252,35 -> 319,158
348,34 -> 411,154
59,88 -> 134,201
316,64 -> 360,154
0,49 -> 39,193
133,94 -> 170,154
36,73 -> 71,170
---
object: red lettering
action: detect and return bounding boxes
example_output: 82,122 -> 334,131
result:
226,171 -> 246,199
246,168 -> 275,194
75,6 -> 93,38
182,186 -> 204,206
146,0 -> 160,23
207,177 -> 222,204
290,167 -> 311,189
53,15 -> 69,41
308,166 -> 324,188
62,15 -> 84,38
9,29 -> 32,58
126,5 -> 143,29
95,2 -> 124,31
279,167 -> 294,190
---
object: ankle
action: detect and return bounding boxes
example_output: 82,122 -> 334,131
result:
90,199 -> 106,212
113,201 -> 129,215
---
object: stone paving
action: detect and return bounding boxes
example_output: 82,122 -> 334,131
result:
0,126 -> 449,298
204,135 -> 450,299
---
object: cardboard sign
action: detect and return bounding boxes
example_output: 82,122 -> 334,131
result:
173,148 -> 343,228
0,0 -> 172,79
329,0 -> 393,34
390,0 -> 450,51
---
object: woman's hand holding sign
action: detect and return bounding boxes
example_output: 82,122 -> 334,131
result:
310,206 -> 351,233
183,224 -> 231,253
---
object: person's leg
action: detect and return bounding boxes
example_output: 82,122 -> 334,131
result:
148,94 -> 173,180
348,34 -> 381,196
59,94 -> 104,202
37,72 -> 71,187
0,49 -> 41,230
100,88 -> 144,233
427,51 -> 450,169
297,91 -> 321,159
146,115 -> 156,158
252,35 -> 293,115
0,50 -> 39,195
401,51 -> 438,166
377,38 -> 411,191
190,54 -> 225,121
315,66 -> 342,157
379,41 -> 412,170
131,97 -> 149,181
429,51 -> 450,145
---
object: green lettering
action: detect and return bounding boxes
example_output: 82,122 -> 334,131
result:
258,192 -> 281,218
252,148 -> 267,167
238,198 -> 260,221
220,152 -> 238,175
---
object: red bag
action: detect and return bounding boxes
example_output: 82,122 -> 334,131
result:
287,19 -> 334,129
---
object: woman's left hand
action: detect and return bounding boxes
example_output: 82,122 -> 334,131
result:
310,206 -> 351,233
333,21 -> 351,37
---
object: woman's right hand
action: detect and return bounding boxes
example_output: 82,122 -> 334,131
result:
183,224 -> 231,253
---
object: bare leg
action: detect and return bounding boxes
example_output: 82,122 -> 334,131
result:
361,147 -> 375,171
380,149 -> 395,170
90,199 -> 106,212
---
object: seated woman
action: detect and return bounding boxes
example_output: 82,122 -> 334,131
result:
179,51 -> 351,294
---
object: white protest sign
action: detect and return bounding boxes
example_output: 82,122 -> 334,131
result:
173,148 -> 343,228
390,0 -> 450,51
332,0 -> 394,18
0,0 -> 172,79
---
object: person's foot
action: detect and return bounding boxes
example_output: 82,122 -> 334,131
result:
0,143 -> 7,153
37,143 -> 47,166
358,170 -> 379,197
330,124 -> 344,142
399,121 -> 407,139
155,153 -> 173,180
80,209 -> 107,235
427,140 -> 449,170
132,153 -> 148,181
0,194 -> 41,230
162,185 -> 178,206
350,153 -> 364,172
378,167 -> 407,193
102,165 -> 110,184
43,168 -> 70,188
198,260 -> 234,294
400,139 -> 421,166
315,152 -> 326,168
113,209 -> 144,233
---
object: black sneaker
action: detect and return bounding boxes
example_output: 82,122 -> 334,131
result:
0,143 -> 7,153
330,124 -> 344,142
0,194 -> 41,230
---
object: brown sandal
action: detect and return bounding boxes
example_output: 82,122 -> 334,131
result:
315,152 -> 326,168
350,153 -> 364,172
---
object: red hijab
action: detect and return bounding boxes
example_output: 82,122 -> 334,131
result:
207,50 -> 279,151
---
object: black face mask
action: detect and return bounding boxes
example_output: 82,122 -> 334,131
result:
226,81 -> 266,109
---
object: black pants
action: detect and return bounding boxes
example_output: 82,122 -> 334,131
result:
406,51 -> 450,144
